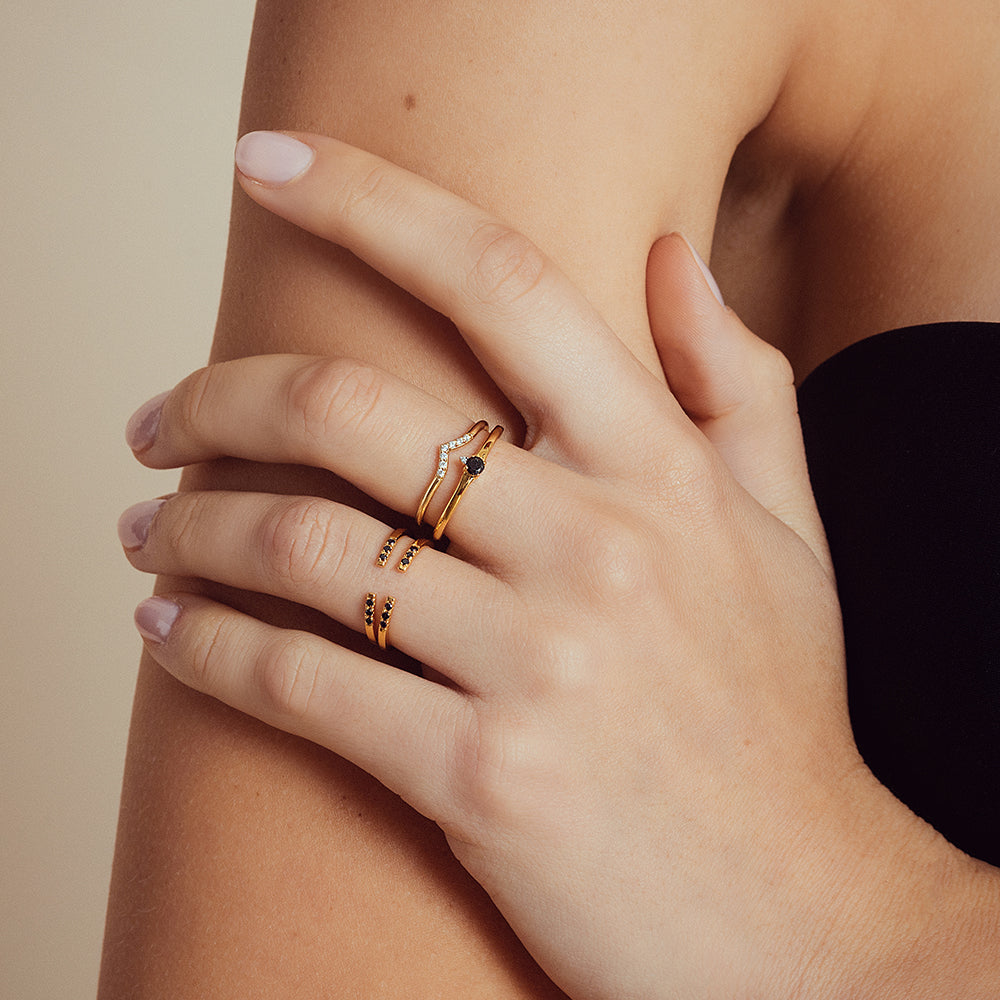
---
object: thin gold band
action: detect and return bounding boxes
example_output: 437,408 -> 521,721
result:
363,592 -> 378,644
396,537 -> 432,573
415,421 -> 488,525
432,425 -> 504,541
376,528 -> 406,567
377,595 -> 396,650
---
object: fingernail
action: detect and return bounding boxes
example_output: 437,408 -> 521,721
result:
118,498 -> 166,550
126,391 -> 169,452
679,234 -> 725,307
134,597 -> 181,644
235,131 -> 315,186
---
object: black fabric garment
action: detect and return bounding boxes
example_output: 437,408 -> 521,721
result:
798,322 -> 999,866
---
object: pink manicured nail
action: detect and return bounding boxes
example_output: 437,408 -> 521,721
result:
117,498 -> 165,550
134,597 -> 181,644
235,131 -> 315,186
680,234 -> 726,307
126,391 -> 169,452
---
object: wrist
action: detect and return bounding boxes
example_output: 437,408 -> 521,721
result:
777,765 -> 1000,999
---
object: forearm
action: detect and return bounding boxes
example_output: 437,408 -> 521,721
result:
853,821 -> 1000,998
764,762 -> 1000,999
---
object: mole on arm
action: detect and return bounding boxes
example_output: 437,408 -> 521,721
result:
404,93 -> 417,110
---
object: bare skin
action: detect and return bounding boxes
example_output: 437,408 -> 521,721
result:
100,0 -> 1000,996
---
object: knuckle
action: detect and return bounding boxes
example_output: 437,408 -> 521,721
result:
176,364 -> 222,439
588,524 -> 650,605
562,512 -> 650,607
669,446 -> 737,529
259,497 -> 346,589
333,161 -> 397,226
530,625 -> 599,700
452,644 -> 590,832
452,714 -> 537,829
286,357 -> 384,444
749,338 -> 796,395
256,633 -> 324,721
186,614 -> 228,693
163,491 -> 214,555
447,628 -> 599,835
464,222 -> 548,309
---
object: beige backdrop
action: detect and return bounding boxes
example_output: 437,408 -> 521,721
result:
1,5 -> 254,997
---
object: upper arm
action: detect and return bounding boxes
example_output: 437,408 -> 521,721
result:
100,2 -> 801,996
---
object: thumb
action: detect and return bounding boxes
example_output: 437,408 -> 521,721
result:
646,233 -> 831,572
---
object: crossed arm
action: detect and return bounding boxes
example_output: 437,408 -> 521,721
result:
98,2 -> 849,997
106,118 -> 1000,1000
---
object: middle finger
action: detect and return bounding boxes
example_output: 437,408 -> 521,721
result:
129,353 -> 560,563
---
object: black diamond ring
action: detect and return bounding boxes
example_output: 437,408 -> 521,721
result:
433,425 -> 504,541
462,455 -> 486,476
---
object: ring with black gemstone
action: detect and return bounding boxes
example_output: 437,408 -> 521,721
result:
363,592 -> 378,644
364,592 -> 397,649
415,420 -> 488,525
375,529 -> 406,567
376,595 -> 396,650
396,537 -> 431,573
432,425 -> 504,541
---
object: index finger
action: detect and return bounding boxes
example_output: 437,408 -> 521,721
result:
234,130 -> 682,468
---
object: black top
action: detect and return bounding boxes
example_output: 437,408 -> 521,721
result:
798,323 -> 999,865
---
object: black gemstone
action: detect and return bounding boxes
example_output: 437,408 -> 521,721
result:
465,455 -> 486,476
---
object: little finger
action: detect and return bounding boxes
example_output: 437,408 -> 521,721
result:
134,592 -> 468,823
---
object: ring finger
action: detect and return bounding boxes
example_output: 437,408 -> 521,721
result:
119,489 -> 513,692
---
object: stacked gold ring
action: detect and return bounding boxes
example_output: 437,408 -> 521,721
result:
432,425 -> 504,540
415,421 -> 488,525
363,421 -> 502,648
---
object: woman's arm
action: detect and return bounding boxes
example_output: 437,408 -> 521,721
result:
99,2 -> 801,995
114,132 -> 1000,1000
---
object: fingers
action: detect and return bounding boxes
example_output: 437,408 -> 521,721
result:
118,490 -> 512,691
127,353 -> 550,563
134,591 -> 466,822
233,130 -> 681,466
646,234 -> 831,570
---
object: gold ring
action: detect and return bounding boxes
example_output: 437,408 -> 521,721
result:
432,425 -> 504,540
375,528 -> 406,567
377,595 -> 396,650
363,592 -> 378,644
415,421 -> 488,525
396,537 -> 431,573
364,592 -> 396,649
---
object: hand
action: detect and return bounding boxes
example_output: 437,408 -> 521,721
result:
119,132 -> 928,1000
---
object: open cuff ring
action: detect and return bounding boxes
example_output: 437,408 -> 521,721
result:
364,592 -> 396,649
375,529 -> 432,573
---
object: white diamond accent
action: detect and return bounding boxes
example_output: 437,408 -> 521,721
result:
433,431 -> 476,481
